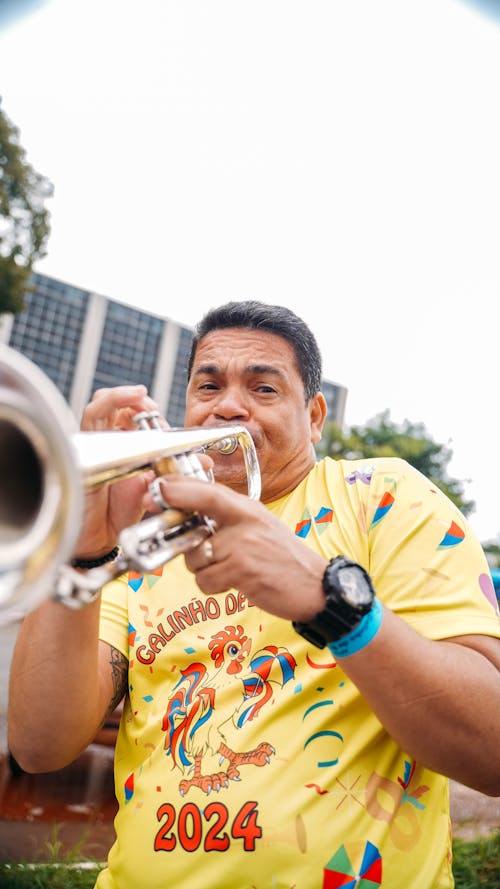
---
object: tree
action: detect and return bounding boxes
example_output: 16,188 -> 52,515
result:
316,409 -> 475,517
0,97 -> 53,314
482,538 -> 500,568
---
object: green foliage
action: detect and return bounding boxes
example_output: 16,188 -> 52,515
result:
0,824 -> 103,888
482,539 -> 500,568
316,409 -> 475,517
0,97 -> 53,314
0,833 -> 498,888
452,831 -> 500,888
0,865 -> 101,888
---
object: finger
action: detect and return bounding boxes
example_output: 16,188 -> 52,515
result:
147,476 -> 171,512
90,384 -> 151,406
197,453 -> 214,474
160,475 -> 246,527
185,537 -> 218,573
143,453 -> 214,514
82,385 -> 161,431
184,537 -> 233,597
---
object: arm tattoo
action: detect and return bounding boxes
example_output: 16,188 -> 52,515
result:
105,645 -> 128,718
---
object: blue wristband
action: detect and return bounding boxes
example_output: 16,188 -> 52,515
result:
327,598 -> 383,659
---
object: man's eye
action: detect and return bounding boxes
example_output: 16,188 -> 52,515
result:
199,382 -> 218,390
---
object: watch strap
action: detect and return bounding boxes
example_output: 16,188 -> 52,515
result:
327,598 -> 383,658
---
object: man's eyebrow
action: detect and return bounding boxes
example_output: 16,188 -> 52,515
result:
193,364 -> 220,376
193,363 -> 285,377
246,364 -> 284,377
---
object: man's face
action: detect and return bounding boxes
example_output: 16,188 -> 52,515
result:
185,328 -> 325,502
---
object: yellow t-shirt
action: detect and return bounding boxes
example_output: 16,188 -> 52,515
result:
96,457 -> 500,889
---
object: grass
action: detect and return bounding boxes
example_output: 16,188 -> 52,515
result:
0,830 -> 498,887
452,830 -> 500,888
0,825 -> 103,888
0,863 -> 102,888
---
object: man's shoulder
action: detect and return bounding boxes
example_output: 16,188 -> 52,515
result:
315,455 -> 433,502
318,454 -> 414,480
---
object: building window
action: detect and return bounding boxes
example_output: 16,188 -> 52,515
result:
92,302 -> 164,393
167,326 -> 192,427
8,273 -> 88,400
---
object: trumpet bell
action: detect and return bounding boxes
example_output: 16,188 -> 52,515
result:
0,346 -> 83,624
0,345 -> 261,625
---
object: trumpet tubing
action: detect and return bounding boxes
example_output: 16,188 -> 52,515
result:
0,345 -> 260,625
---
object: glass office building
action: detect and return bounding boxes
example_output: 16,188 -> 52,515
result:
3,274 -> 89,403
1,272 -> 347,430
93,302 -> 164,394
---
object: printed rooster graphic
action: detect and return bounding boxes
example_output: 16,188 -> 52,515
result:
162,624 -> 296,796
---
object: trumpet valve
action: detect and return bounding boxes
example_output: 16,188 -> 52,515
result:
206,435 -> 238,455
132,410 -> 163,430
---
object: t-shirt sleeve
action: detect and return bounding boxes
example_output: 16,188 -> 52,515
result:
359,459 -> 500,641
99,573 -> 130,659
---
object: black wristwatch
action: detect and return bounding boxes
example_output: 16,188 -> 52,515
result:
293,556 -> 376,649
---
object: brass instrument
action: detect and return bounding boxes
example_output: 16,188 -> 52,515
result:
0,345 -> 261,625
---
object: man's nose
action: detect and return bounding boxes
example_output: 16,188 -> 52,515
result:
213,388 -> 250,421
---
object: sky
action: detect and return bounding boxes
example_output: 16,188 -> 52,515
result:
0,0 -> 499,544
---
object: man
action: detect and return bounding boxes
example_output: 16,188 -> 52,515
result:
8,301 -> 500,888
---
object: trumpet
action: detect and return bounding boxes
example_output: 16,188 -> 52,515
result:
0,345 -> 261,625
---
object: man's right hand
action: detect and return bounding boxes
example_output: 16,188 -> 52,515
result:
73,384 -> 165,559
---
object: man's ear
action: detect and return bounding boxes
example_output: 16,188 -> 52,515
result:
309,392 -> 328,443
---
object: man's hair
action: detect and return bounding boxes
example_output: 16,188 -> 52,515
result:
187,300 -> 322,402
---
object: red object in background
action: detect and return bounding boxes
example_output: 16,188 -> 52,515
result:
0,705 -> 123,862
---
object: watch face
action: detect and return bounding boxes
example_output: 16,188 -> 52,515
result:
338,566 -> 373,606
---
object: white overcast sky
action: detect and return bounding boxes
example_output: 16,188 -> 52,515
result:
0,0 -> 499,544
